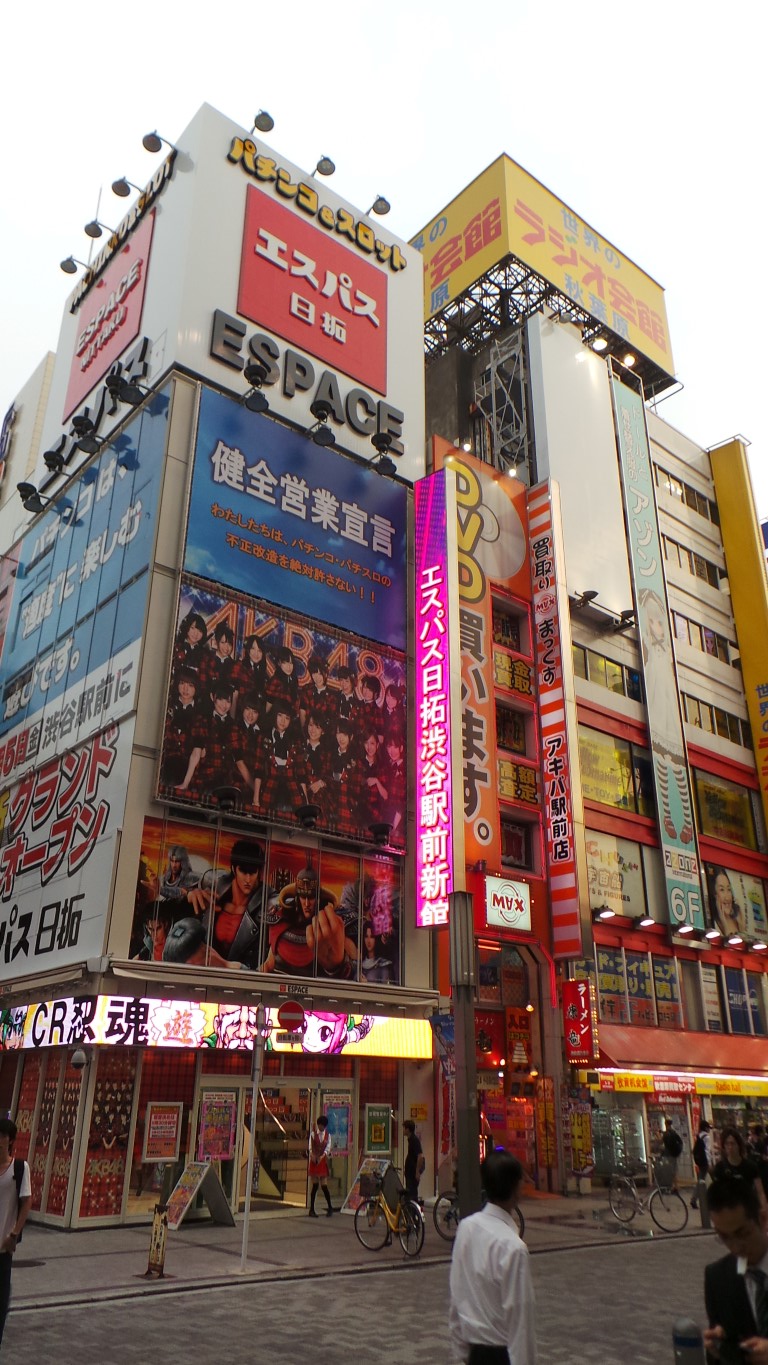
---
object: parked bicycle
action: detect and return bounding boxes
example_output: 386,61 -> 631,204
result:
433,1188 -> 525,1242
354,1170 -> 425,1256
608,1160 -> 688,1232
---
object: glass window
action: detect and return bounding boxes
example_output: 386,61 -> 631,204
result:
685,696 -> 701,727
727,715 -> 742,746
632,748 -> 655,818
605,659 -> 625,695
701,964 -> 725,1032
587,651 -> 607,688
696,491 -> 710,519
673,613 -> 689,644
596,946 -> 629,1024
687,620 -> 703,651
700,703 -> 714,733
653,956 -> 683,1028
702,628 -> 717,656
695,770 -> 757,850
625,668 -> 642,703
572,644 -> 587,680
680,959 -> 705,1032
714,708 -> 730,739
578,727 -> 634,811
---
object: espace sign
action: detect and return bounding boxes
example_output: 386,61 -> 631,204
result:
485,875 -> 531,933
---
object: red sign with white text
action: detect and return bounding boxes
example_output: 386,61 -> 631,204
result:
64,212 -> 155,421
237,185 -> 388,394
562,978 -> 599,1066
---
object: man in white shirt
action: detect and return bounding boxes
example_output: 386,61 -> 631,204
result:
0,1117 -> 32,1346
449,1150 -> 536,1364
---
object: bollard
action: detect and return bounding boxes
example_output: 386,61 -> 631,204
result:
672,1317 -> 705,1364
696,1181 -> 711,1229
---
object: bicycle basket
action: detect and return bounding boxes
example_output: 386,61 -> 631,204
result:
382,1163 -> 405,1210
654,1155 -> 675,1190
359,1172 -> 382,1200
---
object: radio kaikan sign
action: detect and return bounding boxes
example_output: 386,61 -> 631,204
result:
238,186 -> 388,395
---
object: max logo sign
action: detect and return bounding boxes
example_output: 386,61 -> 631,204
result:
485,875 -> 531,932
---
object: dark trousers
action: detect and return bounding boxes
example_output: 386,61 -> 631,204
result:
0,1252 -> 12,1346
468,1347 -> 510,1364
406,1177 -> 420,1203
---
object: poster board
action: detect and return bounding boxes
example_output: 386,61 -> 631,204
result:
165,1161 -> 236,1230
324,1094 -> 351,1157
197,1092 -> 237,1161
340,1156 -> 391,1214
143,1102 -> 183,1163
364,1103 -> 392,1155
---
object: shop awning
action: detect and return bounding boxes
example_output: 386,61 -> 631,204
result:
598,1023 -> 768,1076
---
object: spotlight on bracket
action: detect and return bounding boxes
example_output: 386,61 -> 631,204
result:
251,110 -> 274,134
576,590 -> 599,608
312,155 -> 336,178
84,219 -> 116,240
111,177 -> 142,198
43,448 -> 66,474
242,359 -> 270,414
60,256 -> 89,275
613,609 -> 636,632
296,802 -> 321,830
309,420 -> 335,447
143,131 -> 176,154
366,195 -> 391,216
368,822 -> 392,847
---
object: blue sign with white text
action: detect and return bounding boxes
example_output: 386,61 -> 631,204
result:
184,389 -> 407,650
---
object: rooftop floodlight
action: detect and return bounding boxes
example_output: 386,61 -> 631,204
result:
243,359 -> 270,413
704,926 -> 722,940
84,219 -> 116,240
368,822 -> 392,847
117,378 -> 148,407
309,420 -> 335,447
366,195 -> 391,216
60,256 -> 89,275
244,389 -> 269,414
310,398 -> 333,424
142,131 -> 176,154
592,337 -> 608,353
576,589 -> 599,607
727,933 -> 744,947
371,430 -> 392,455
43,449 -> 66,473
372,454 -> 396,478
313,155 -> 335,178
623,353 -> 636,368
637,914 -> 655,928
17,483 -> 49,515
71,415 -> 95,438
677,923 -> 696,936
111,177 -> 142,198
593,907 -> 615,921
251,110 -> 274,134
614,609 -> 636,631
244,359 -> 269,388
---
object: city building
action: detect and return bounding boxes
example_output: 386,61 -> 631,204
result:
0,104 -> 433,1227
413,154 -> 768,1189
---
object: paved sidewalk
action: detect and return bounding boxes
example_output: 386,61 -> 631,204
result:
11,1187 -> 714,1312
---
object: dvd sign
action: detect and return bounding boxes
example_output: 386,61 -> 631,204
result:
485,875 -> 531,932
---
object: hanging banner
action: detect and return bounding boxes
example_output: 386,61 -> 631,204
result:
610,375 -> 704,931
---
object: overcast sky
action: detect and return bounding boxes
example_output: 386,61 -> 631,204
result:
2,2 -> 764,515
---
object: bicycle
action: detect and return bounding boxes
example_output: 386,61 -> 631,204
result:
608,1160 -> 688,1233
433,1188 -> 525,1242
354,1173 -> 425,1256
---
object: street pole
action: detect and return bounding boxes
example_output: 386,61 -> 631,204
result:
240,1003 -> 267,1273
449,890 -> 483,1217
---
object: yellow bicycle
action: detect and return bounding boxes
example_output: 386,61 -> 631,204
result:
354,1172 -> 425,1256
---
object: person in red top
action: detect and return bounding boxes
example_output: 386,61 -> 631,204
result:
307,1115 -> 334,1218
300,657 -> 338,735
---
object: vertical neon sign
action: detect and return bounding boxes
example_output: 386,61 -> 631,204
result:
414,471 -> 459,927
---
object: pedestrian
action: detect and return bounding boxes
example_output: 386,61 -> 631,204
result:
704,1176 -> 768,1361
449,1150 -> 536,1364
308,1115 -> 334,1218
0,1117 -> 32,1347
403,1119 -> 425,1204
658,1118 -> 683,1189
690,1119 -> 712,1209
712,1126 -> 768,1225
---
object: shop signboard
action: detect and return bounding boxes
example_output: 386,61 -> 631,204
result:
183,388 -> 407,650
198,1092 -> 238,1161
611,376 -> 705,932
143,1102 -> 183,1163
701,964 -> 725,1033
484,875 -> 531,933
695,774 -> 758,851
724,967 -> 751,1034
585,831 -> 645,919
625,951 -> 654,1026
341,1156 -> 391,1212
527,481 -> 583,957
412,154 -> 673,376
535,1075 -> 557,1167
596,947 -> 629,1024
567,1099 -> 594,1176
562,979 -> 599,1065
364,1104 -> 392,1155
165,1160 -> 235,1231
653,955 -> 683,1029
599,1072 -> 654,1093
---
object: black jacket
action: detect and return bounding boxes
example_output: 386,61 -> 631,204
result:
704,1252 -> 758,1364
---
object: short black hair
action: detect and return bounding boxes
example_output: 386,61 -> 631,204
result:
317,1115 -> 329,1129
403,1119 -> 415,1135
707,1174 -> 761,1223
0,1118 -> 18,1144
481,1150 -> 523,1205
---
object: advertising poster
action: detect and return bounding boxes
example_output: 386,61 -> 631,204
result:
568,1100 -> 594,1176
704,863 -> 768,941
198,1092 -> 237,1161
0,395 -> 167,785
158,577 -> 406,850
585,831 -> 645,919
184,389 -> 407,649
596,947 -> 629,1024
364,1104 -> 392,1155
129,815 -> 401,985
143,1102 -> 183,1163
536,1076 -> 557,1168
323,1096 -> 351,1157
78,1048 -> 136,1219
724,968 -> 750,1034
611,376 -> 705,931
342,1156 -> 391,1213
624,951 -> 655,1026
0,716 -> 135,984
653,955 -> 683,1029
45,1056 -> 84,1216
701,964 -> 725,1032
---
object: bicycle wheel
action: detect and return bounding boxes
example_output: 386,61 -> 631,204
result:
433,1192 -> 460,1241
398,1199 -> 425,1256
354,1197 -> 390,1250
511,1204 -> 525,1240
609,1176 -> 637,1223
649,1187 -> 689,1233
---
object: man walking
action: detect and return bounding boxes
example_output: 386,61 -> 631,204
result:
449,1150 -> 536,1364
704,1176 -> 768,1361
403,1119 -> 425,1204
0,1118 -> 32,1346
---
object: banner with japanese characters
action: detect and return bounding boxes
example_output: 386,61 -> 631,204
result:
0,393 -> 168,790
0,717 -> 134,983
184,388 -> 407,650
158,578 -> 406,847
611,376 -> 705,932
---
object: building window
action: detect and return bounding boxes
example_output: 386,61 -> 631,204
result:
695,770 -> 759,851
578,727 -> 655,817
572,644 -> 587,680
574,646 -> 644,702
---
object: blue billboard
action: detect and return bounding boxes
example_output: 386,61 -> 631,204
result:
0,392 -> 168,783
184,389 -> 407,650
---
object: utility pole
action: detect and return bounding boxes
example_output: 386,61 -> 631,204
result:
240,1003 -> 267,1273
449,889 -> 482,1216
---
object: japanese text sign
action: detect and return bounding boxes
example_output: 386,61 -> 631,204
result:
412,155 -> 673,377
238,186 -> 387,394
562,978 -> 599,1066
184,388 -> 407,649
64,212 -> 155,421
485,875 -> 531,933
611,377 -> 704,931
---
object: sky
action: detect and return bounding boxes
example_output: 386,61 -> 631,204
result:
2,2 -> 765,515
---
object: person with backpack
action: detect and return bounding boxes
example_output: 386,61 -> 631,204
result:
690,1119 -> 712,1209
658,1118 -> 684,1189
0,1117 -> 32,1345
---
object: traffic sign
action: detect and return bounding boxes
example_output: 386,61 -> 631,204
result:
277,1000 -> 305,1031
